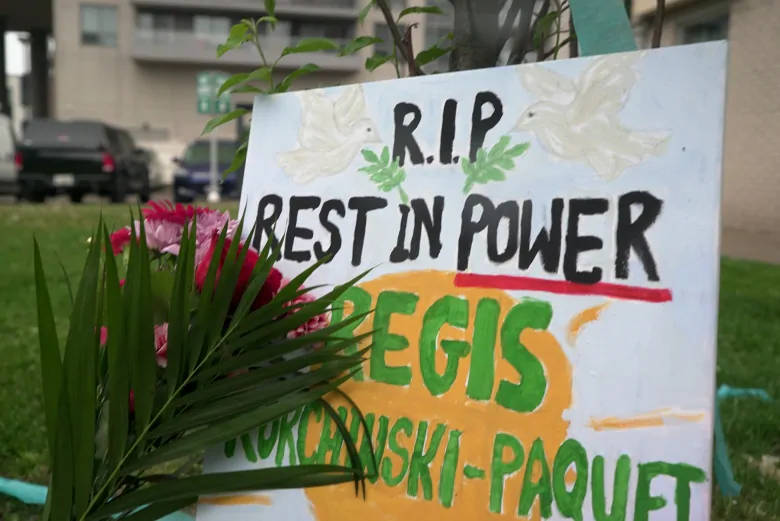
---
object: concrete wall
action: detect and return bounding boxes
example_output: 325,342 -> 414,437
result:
634,0 -> 780,235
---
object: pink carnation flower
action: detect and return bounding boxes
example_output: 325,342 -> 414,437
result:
136,220 -> 184,256
280,278 -> 330,342
155,323 -> 168,368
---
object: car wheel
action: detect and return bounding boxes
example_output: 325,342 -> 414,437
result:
111,174 -> 127,204
139,176 -> 151,203
22,186 -> 45,203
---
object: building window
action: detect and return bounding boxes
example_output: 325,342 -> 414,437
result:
682,15 -> 729,44
80,4 -> 118,47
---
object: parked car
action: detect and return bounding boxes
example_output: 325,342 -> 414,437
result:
172,139 -> 243,203
16,119 -> 152,203
0,113 -> 18,195
136,146 -> 166,191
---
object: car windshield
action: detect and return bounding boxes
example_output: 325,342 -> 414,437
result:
183,141 -> 237,165
23,120 -> 106,149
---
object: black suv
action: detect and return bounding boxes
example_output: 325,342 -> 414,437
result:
16,119 -> 152,203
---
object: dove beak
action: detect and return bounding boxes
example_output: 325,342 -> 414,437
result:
369,132 -> 383,144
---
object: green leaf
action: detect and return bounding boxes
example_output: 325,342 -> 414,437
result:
361,149 -> 379,163
257,15 -> 278,27
380,146 -> 390,165
534,11 -> 559,47
398,6 -> 443,19
476,148 -> 488,165
463,177 -> 475,194
101,226 -> 129,476
217,24 -> 253,58
90,466 -> 361,519
62,225 -> 102,515
119,498 -> 197,521
216,73 -> 249,97
461,158 -> 476,176
33,239 -> 62,464
483,166 -> 506,182
264,0 -> 276,16
282,38 -> 340,57
358,0 -> 375,23
488,135 -> 510,160
50,382 -> 74,519
415,45 -> 452,67
166,217 -> 196,399
122,373 -> 357,473
154,358 -> 363,436
201,108 -> 250,136
340,36 -> 382,56
224,142 -> 247,177
247,66 -> 273,85
506,142 -> 531,157
365,54 -> 393,72
124,216 -> 157,442
230,84 -> 265,94
273,63 -> 321,93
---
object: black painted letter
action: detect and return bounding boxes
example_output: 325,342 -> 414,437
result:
457,194 -> 494,271
470,92 -> 504,162
254,194 -> 283,253
393,102 -> 424,167
563,198 -> 609,284
314,199 -> 346,262
616,191 -> 662,282
285,196 -> 320,263
349,197 -> 388,266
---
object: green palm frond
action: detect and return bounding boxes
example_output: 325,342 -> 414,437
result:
34,213 -> 373,521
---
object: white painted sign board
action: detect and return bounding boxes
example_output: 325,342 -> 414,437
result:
197,42 -> 728,521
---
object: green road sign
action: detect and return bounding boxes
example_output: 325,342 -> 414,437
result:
196,71 -> 232,115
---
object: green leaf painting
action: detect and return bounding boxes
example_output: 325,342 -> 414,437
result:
460,136 -> 530,194
359,147 -> 409,204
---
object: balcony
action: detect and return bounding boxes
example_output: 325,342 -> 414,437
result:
131,0 -> 360,19
131,30 -> 363,72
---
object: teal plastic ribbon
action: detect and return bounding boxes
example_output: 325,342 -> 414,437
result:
714,385 -> 774,496
0,477 -> 194,521
568,0 -> 638,56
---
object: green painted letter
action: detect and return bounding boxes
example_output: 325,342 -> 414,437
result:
330,286 -> 373,381
517,438 -> 553,518
381,417 -> 413,487
496,299 -> 552,413
489,432 -> 525,514
592,455 -> 631,521
553,439 -> 588,520
371,291 -> 419,386
407,421 -> 448,501
466,298 -> 500,401
419,296 -> 471,396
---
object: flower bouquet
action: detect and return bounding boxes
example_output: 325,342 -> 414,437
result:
33,202 -> 371,521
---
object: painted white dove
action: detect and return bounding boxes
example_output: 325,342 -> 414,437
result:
277,85 -> 382,184
514,53 -> 671,180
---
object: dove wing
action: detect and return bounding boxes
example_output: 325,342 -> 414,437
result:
333,85 -> 368,131
296,91 -> 343,151
519,65 -> 576,103
567,54 -> 640,125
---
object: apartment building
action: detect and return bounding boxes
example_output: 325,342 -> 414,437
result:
50,0 -> 452,149
633,0 -> 780,239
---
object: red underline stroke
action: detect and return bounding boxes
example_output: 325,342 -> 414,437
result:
453,273 -> 672,303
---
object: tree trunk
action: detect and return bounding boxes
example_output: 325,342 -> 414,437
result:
451,0 -> 502,71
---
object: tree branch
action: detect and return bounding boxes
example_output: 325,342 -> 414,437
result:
508,0 -> 549,64
451,0 -> 503,70
652,0 -> 666,48
375,0 -> 424,75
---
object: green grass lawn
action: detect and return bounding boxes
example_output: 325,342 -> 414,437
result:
0,204 -> 778,520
